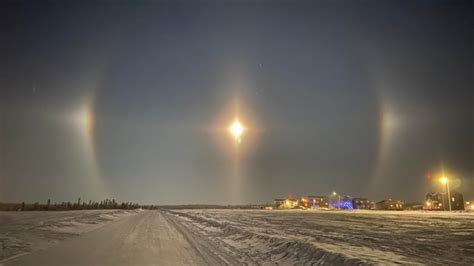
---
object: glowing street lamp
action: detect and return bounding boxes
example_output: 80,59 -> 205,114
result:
440,176 -> 452,211
440,176 -> 448,184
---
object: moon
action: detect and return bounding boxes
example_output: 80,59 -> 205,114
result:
229,120 -> 244,143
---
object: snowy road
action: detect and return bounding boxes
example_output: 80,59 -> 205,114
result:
3,211 -> 216,265
2,209 -> 474,265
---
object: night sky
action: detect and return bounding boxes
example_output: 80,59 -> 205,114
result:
2,1 -> 473,204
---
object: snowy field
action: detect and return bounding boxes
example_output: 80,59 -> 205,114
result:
0,209 -> 140,263
169,209 -> 474,265
1,209 -> 473,265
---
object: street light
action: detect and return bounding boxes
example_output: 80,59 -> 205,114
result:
332,191 -> 341,209
440,176 -> 448,184
440,176 -> 452,211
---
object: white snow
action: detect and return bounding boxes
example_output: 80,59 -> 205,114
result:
1,209 -> 473,265
0,209 -> 139,262
170,209 -> 474,265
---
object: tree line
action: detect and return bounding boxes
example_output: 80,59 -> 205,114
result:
0,198 -> 158,211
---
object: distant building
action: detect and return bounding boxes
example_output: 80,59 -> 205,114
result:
273,199 -> 286,208
274,199 -> 286,208
299,197 -> 309,208
404,203 -> 423,210
449,191 -> 464,211
330,195 -> 353,210
306,196 -> 329,209
352,198 -> 371,209
424,192 -> 444,210
375,199 -> 404,210
465,200 -> 474,211
425,191 -> 464,211
274,198 -> 299,209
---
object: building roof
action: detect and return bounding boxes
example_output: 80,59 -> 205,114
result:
274,198 -> 298,201
376,199 -> 404,204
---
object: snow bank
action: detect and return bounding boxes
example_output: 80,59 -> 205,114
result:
0,210 -> 139,262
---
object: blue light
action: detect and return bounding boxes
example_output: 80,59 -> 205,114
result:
330,200 -> 353,210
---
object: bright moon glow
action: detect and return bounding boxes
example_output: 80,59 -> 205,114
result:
229,120 -> 244,143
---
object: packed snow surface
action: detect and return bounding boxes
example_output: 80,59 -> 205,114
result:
1,209 -> 473,265
0,209 -> 139,262
170,209 -> 474,265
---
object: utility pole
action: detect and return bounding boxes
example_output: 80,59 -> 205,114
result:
440,177 -> 452,211
446,182 -> 452,211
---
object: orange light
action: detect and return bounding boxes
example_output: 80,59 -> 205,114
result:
440,176 -> 448,184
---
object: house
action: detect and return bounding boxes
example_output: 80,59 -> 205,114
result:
306,196 -> 329,209
404,203 -> 423,210
448,190 -> 464,210
274,198 -> 299,209
425,191 -> 464,211
330,195 -> 353,209
424,192 -> 444,210
466,201 -> 474,211
375,199 -> 404,210
352,198 -> 371,209
299,197 -> 309,208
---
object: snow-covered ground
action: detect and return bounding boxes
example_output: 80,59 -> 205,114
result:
2,210 -> 217,266
0,209 -> 140,262
169,209 -> 474,265
1,209 -> 473,265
